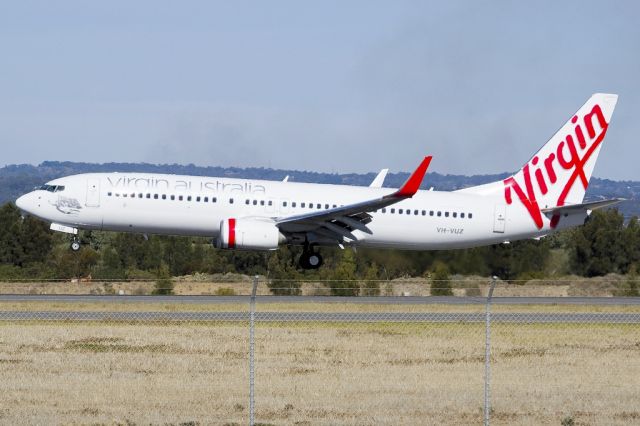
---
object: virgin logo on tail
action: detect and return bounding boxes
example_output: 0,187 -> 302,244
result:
503,104 -> 609,229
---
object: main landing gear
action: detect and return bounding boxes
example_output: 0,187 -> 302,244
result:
299,245 -> 323,270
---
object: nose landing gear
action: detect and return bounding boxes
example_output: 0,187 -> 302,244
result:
70,237 -> 81,252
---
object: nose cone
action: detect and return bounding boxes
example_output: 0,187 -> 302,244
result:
15,194 -> 31,214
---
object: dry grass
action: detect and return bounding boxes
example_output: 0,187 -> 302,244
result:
0,316 -> 638,425
0,274 -> 635,297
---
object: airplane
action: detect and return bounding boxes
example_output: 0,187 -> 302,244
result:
15,93 -> 621,269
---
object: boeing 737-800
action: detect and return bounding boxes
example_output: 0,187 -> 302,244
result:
16,94 -> 621,268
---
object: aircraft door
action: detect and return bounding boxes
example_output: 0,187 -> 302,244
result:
86,178 -> 101,207
493,204 -> 506,233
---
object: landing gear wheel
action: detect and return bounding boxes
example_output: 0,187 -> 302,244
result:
70,239 -> 81,252
308,253 -> 322,268
299,250 -> 323,270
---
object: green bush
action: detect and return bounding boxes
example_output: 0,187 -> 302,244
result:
152,265 -> 174,295
430,262 -> 453,296
215,287 -> 236,296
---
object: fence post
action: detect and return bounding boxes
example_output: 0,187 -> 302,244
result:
484,276 -> 497,426
249,275 -> 258,426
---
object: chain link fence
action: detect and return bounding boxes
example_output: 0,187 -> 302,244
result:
0,277 -> 638,424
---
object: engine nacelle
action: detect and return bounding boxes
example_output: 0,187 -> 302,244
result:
217,218 -> 283,250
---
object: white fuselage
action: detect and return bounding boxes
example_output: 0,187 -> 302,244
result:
15,172 -> 586,250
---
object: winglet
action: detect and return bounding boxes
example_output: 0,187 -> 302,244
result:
388,156 -> 432,198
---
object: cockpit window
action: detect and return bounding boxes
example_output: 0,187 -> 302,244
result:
36,185 -> 65,193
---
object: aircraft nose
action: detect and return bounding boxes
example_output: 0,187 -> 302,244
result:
15,194 -> 30,213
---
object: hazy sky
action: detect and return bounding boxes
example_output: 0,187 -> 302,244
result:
1,1 -> 639,179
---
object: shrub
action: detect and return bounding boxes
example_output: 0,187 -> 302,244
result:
152,265 -> 174,295
215,287 -> 236,296
430,262 -> 453,296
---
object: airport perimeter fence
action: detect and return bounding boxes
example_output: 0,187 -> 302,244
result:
0,277 -> 639,425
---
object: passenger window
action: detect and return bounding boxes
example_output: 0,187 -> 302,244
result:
414,210 -> 418,215
196,196 -> 201,202
391,208 -> 395,214
437,211 -> 441,217
153,194 -> 158,199
138,193 -> 143,198
407,210 -> 411,215
187,196 -> 192,202
399,209 -> 403,214
316,203 -> 321,209
162,194 -> 167,200
333,204 -> 337,208
123,193 -> 128,198
325,204 -> 329,209
430,211 -> 434,216
260,200 -> 265,206
229,198 -> 234,204
461,213 -> 465,218
445,212 -> 449,217
108,192 -> 112,196
453,212 -> 457,218
268,200 -> 272,206
115,193 -> 120,197
382,208 -> 386,213
292,202 -> 297,207
301,203 -> 305,208
469,213 -> 473,219
178,195 -> 183,201
245,199 -> 250,205
171,195 -> 175,201
146,194 -> 151,199
253,200 -> 257,205
212,197 -> 217,203
204,197 -> 208,202
422,210 -> 426,216
283,201 -> 287,207
309,204 -> 313,209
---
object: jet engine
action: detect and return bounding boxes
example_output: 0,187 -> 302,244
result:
217,218 -> 284,250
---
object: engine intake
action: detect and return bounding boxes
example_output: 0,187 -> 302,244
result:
217,218 -> 283,250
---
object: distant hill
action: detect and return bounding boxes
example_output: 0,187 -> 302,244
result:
2,161 -> 639,219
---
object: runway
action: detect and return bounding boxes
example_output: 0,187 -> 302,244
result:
1,294 -> 640,305
1,310 -> 639,323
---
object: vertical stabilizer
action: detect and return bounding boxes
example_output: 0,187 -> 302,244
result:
457,93 -> 618,229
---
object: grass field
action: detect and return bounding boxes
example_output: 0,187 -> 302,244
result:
0,274 -> 634,297
0,303 -> 638,425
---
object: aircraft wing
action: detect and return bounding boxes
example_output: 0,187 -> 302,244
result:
541,198 -> 624,215
276,157 -> 431,242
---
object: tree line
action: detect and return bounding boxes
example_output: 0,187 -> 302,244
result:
1,202 -> 639,294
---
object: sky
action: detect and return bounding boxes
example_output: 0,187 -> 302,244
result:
1,1 -> 639,180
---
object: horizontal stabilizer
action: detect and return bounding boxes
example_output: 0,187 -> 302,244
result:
369,169 -> 389,188
541,198 -> 624,215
